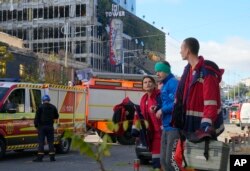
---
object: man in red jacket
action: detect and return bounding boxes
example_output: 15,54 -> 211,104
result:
173,37 -> 224,171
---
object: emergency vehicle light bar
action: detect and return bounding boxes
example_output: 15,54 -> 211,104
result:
95,81 -> 122,87
0,78 -> 20,82
92,72 -> 156,81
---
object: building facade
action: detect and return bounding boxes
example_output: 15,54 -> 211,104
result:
0,0 -> 165,75
112,0 -> 136,14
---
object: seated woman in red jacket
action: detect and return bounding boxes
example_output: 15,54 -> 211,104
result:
132,75 -> 162,169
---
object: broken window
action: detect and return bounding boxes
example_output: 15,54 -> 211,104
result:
23,8 -> 28,21
13,10 -> 17,20
44,27 -> 48,39
33,28 -> 38,40
76,4 -> 86,17
17,10 -> 22,21
33,8 -> 37,18
59,6 -> 64,18
54,6 -> 59,18
17,29 -> 23,39
49,27 -> 53,38
49,6 -> 53,19
0,11 -> 2,22
44,7 -> 48,19
38,8 -> 43,18
3,10 -> 6,21
65,5 -> 69,18
54,27 -> 59,38
7,10 -> 12,20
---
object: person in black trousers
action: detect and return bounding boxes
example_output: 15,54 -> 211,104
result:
33,95 -> 59,162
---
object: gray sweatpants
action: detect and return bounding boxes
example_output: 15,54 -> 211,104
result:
160,129 -> 180,171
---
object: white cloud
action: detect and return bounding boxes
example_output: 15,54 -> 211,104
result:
165,37 -> 250,84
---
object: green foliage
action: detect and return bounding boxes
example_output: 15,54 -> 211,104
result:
0,45 -> 13,62
64,129 -> 113,171
64,131 -> 112,160
228,83 -> 250,99
246,91 -> 250,98
21,63 -> 40,83
64,119 -> 142,170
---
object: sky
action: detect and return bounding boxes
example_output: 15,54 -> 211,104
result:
136,0 -> 250,85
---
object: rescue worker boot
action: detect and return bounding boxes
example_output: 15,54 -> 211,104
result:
33,154 -> 44,162
49,154 -> 56,162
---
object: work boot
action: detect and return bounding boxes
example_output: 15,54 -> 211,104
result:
33,154 -> 43,162
49,154 -> 56,162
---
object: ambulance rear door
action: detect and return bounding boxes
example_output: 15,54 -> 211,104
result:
49,87 -> 87,135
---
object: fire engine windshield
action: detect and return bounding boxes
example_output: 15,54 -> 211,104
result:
0,87 -> 9,101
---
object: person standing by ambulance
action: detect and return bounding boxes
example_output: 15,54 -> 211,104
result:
132,75 -> 162,169
33,95 -> 59,162
172,37 -> 224,171
155,61 -> 179,171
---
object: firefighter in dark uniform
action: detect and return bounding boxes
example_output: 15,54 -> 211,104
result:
33,95 -> 59,162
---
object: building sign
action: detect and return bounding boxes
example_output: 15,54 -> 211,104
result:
105,4 -> 125,17
109,19 -> 123,65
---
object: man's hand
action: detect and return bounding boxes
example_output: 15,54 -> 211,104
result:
200,122 -> 212,132
156,109 -> 162,119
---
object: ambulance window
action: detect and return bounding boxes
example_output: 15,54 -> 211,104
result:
0,87 -> 9,101
0,88 -> 11,112
29,89 -> 41,112
8,89 -> 25,113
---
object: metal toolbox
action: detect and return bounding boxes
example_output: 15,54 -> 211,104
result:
184,140 -> 230,171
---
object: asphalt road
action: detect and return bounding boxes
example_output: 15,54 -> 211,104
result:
0,123 -> 244,171
0,144 -> 152,171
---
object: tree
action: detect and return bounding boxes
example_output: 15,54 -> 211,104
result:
0,43 -> 13,62
246,91 -> 250,99
21,63 -> 40,83
64,121 -> 116,171
63,118 -> 157,171
0,43 -> 14,78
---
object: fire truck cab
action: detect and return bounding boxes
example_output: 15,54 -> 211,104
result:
76,71 -> 146,145
229,103 -> 241,126
0,82 -> 86,158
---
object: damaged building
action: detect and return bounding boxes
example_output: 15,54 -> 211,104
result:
0,0 -> 165,79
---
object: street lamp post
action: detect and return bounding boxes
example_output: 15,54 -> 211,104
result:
122,49 -> 141,74
61,22 -> 69,68
65,23 -> 69,68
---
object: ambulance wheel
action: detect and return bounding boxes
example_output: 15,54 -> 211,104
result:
0,139 -> 6,159
55,138 -> 71,154
117,131 -> 135,145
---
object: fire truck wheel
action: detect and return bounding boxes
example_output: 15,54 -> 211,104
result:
0,139 -> 6,159
55,138 -> 71,154
117,131 -> 135,145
